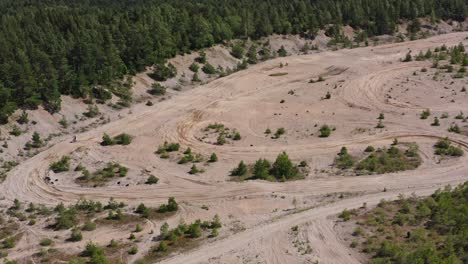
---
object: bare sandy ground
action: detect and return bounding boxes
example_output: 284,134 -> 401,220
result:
1,32 -> 468,263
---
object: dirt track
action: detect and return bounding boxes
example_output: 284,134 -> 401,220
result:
1,32 -> 468,263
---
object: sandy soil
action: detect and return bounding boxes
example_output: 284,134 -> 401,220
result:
1,32 -> 468,264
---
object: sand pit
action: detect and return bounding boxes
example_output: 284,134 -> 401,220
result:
1,32 -> 467,263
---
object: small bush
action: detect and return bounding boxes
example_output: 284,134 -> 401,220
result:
202,63 -> 217,74
339,209 -> 351,221
113,133 -> 133,145
128,246 -> 138,255
233,132 -> 241,140
273,128 -> 285,139
156,142 -> 180,154
365,146 -> 375,152
17,111 -> 29,124
448,124 -> 460,133
217,133 -> 226,145
69,228 -> 83,242
319,125 -> 331,137
2,237 -> 16,249
209,153 -> 218,162
148,83 -> 166,96
10,125 -> 21,136
101,133 -> 132,146
39,238 -> 53,247
335,147 -> 354,169
189,164 -> 200,174
101,133 -> 114,146
231,161 -> 247,176
146,175 -> 159,185
157,241 -> 168,252
158,197 -> 178,213
50,156 -> 71,173
149,63 -> 177,81
420,109 -> 431,120
189,62 -> 199,72
83,105 -> 100,118
434,138 -> 464,157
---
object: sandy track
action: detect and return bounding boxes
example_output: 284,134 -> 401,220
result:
1,32 -> 468,263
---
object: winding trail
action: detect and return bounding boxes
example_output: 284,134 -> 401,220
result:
2,32 -> 468,263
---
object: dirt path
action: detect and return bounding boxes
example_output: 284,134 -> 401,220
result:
1,32 -> 467,263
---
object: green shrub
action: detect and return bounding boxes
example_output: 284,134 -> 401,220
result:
420,109 -> 431,119
83,104 -> 100,118
434,138 -> 464,157
101,133 -> 132,146
270,152 -> 298,180
101,133 -> 114,146
148,83 -> 166,96
189,164 -> 200,174
278,45 -> 287,57
50,156 -> 71,173
252,159 -> 271,180
146,175 -> 159,185
338,209 -> 351,221
365,146 -> 375,152
233,132 -> 241,140
356,145 -> 421,174
128,246 -> 138,255
156,142 -> 180,154
335,147 -> 354,169
319,125 -> 331,137
189,62 -> 199,72
230,161 -> 247,176
448,124 -> 460,134
231,43 -> 245,59
69,228 -> 82,242
17,111 -> 29,124
39,238 -> 53,247
31,132 -> 43,148
217,133 -> 226,145
209,153 -> 218,162
10,125 -> 21,136
157,241 -> 168,252
158,197 -> 178,213
149,63 -> 177,81
273,128 -> 285,139
2,237 -> 16,249
202,63 -> 217,74
113,133 -> 132,145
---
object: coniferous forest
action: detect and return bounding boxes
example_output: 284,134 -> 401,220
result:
0,0 -> 467,123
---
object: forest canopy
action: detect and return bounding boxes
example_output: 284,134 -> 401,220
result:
0,0 -> 466,123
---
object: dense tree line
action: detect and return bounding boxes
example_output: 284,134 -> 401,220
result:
0,0 -> 466,123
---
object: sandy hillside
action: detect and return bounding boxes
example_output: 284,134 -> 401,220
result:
0,32 -> 467,264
